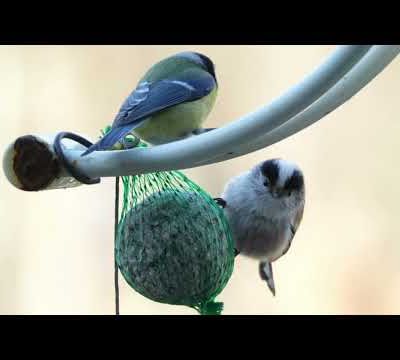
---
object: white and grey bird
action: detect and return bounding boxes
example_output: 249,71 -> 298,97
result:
215,159 -> 305,296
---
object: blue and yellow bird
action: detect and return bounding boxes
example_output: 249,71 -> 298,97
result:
82,51 -> 218,156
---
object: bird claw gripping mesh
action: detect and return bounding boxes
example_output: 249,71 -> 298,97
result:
103,128 -> 235,315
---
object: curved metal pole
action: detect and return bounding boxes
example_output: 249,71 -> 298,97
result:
196,45 -> 400,166
7,45 -> 400,191
66,45 -> 371,178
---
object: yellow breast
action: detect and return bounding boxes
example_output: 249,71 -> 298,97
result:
133,87 -> 218,145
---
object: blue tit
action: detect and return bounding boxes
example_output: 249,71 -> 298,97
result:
82,51 -> 218,156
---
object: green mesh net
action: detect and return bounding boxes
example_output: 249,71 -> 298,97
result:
101,127 -> 235,315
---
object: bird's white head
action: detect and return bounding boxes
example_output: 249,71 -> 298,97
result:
251,159 -> 305,213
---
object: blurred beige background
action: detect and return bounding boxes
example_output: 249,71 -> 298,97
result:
0,46 -> 399,315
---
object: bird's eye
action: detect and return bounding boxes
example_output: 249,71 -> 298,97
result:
263,179 -> 270,187
287,190 -> 292,197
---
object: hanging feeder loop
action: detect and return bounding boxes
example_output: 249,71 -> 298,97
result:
53,131 -> 101,185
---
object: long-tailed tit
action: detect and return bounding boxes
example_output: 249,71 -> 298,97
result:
215,159 -> 305,296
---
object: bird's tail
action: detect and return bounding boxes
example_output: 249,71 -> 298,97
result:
81,125 -> 134,156
259,261 -> 276,296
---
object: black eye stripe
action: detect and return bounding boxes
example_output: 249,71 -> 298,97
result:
284,170 -> 304,192
195,53 -> 217,83
260,160 -> 279,187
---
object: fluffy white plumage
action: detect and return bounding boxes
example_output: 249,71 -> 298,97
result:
219,159 -> 305,295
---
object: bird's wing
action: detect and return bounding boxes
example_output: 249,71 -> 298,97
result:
113,71 -> 216,127
281,205 -> 304,256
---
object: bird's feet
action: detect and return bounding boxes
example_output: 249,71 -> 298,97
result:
192,127 -> 216,135
213,197 -> 239,257
214,197 -> 227,208
121,135 -> 140,149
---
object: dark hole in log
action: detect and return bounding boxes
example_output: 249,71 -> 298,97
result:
13,135 -> 60,191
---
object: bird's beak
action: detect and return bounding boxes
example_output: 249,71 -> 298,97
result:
270,187 -> 283,199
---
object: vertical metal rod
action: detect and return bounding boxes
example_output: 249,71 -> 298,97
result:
114,176 -> 120,315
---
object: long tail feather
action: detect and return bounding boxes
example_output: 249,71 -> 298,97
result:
259,261 -> 276,296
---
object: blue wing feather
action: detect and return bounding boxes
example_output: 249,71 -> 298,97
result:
80,125 -> 134,156
114,73 -> 215,126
